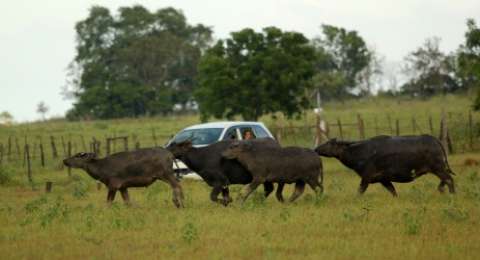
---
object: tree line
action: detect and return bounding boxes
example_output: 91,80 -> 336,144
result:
64,5 -> 480,121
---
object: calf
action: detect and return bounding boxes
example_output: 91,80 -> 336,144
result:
166,138 -> 283,205
63,148 -> 184,207
314,135 -> 455,196
222,142 -> 323,203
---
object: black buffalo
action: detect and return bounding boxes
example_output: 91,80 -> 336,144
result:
222,142 -> 323,203
63,148 -> 184,207
314,135 -> 455,196
166,138 -> 283,205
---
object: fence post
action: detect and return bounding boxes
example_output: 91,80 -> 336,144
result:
80,135 -> 87,151
152,128 -> 158,147
45,181 -> 52,193
61,136 -> 67,157
387,114 -> 393,135
106,138 -> 111,155
469,110 -> 474,150
25,144 -> 33,189
439,110 -> 452,154
123,137 -> 128,151
315,113 -> 322,146
429,116 -> 434,135
15,137 -> 21,159
7,136 -> 11,161
337,119 -> 344,140
50,136 -> 58,158
357,114 -> 365,139
39,142 -> 45,167
67,141 -> 72,177
135,141 -> 141,150
0,143 -> 3,165
396,119 -> 400,136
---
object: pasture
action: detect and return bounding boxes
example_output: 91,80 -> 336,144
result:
1,94 -> 480,259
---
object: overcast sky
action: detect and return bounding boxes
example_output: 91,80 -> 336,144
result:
1,0 -> 478,122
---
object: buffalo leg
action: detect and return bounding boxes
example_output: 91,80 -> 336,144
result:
434,171 -> 455,194
380,181 -> 398,197
221,187 -> 233,206
289,181 -> 306,202
276,183 -> 285,202
358,179 -> 369,195
165,175 -> 184,208
107,189 -> 117,205
263,182 -> 274,198
120,188 -> 131,205
306,178 -> 323,196
239,181 -> 261,203
210,186 -> 223,204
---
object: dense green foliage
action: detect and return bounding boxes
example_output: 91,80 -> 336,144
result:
195,27 -> 316,121
66,5 -> 212,119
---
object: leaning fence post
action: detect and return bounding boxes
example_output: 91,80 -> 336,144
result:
39,142 -> 45,167
123,137 -> 128,151
357,114 -> 365,140
152,128 -> 158,147
67,141 -> 72,177
337,119 -> 344,140
0,143 -> 3,165
50,136 -> 58,158
439,110 -> 452,154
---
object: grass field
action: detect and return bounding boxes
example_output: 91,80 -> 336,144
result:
1,94 -> 480,259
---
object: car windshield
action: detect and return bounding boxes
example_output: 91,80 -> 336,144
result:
171,128 -> 224,146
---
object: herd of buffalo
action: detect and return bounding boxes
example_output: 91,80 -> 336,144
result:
63,134 -> 455,208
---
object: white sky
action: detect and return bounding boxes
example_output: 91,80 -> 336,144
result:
1,0 -> 478,122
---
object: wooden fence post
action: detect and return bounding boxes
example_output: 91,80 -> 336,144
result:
25,144 -> 33,188
152,128 -> 158,147
387,114 -> 393,135
39,142 -> 45,167
50,136 -> 58,158
15,137 -> 21,159
123,137 -> 128,151
315,113 -> 322,146
357,114 -> 365,139
337,119 -> 344,140
106,138 -> 111,155
61,136 -> 67,157
0,143 -> 3,165
67,141 -> 72,177
439,110 -> 452,154
80,135 -> 87,151
135,141 -> 141,150
45,181 -> 52,193
7,136 -> 11,161
469,110 -> 474,150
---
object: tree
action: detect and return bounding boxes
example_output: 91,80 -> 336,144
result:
456,19 -> 480,109
0,111 -> 13,125
401,37 -> 458,97
36,101 -> 49,120
195,27 -> 316,121
65,5 -> 212,119
311,25 -> 372,99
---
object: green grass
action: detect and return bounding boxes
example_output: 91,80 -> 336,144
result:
1,94 -> 480,259
0,153 -> 479,259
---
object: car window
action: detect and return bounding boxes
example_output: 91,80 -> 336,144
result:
172,128 -> 224,145
223,127 -> 240,140
253,125 -> 270,138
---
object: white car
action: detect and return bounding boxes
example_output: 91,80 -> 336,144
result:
166,121 -> 275,180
